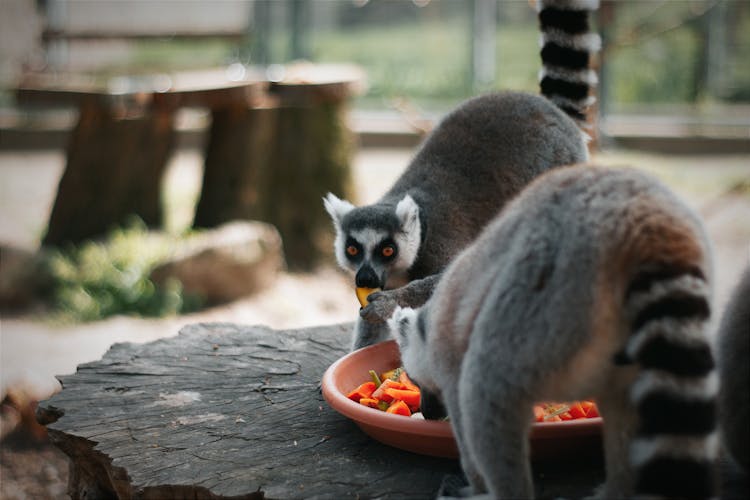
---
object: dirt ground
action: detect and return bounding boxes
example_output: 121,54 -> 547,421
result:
0,145 -> 748,498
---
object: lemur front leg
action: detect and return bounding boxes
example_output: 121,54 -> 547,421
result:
360,274 -> 442,324
351,318 -> 392,351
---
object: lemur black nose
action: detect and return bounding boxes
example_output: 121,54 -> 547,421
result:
355,265 -> 380,288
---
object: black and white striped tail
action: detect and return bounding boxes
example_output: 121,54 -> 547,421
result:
623,265 -> 718,498
537,0 -> 601,126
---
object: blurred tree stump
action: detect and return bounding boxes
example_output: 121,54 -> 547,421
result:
254,91 -> 355,271
18,65 -> 362,264
42,100 -> 175,246
191,106 -> 277,229
193,67 -> 362,271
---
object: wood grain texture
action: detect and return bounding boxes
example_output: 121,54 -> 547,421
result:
38,323 -> 462,499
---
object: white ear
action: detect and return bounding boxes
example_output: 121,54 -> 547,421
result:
388,306 -> 417,350
393,195 -> 421,271
323,193 -> 355,226
395,194 -> 420,235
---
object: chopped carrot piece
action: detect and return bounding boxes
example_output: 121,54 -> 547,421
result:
581,400 -> 599,418
398,371 -> 420,392
382,388 -> 420,410
346,381 -> 376,402
568,402 -> 587,419
372,379 -> 407,402
533,405 -> 545,422
386,400 -> 411,416
359,397 -> 380,408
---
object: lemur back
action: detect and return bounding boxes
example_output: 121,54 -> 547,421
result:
392,166 -> 718,499
325,0 -> 600,350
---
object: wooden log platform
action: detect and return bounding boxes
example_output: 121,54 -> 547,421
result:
37,322 -> 611,499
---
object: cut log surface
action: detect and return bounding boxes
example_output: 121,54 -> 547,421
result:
38,323 -> 462,499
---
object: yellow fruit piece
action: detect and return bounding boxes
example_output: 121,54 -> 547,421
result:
356,287 -> 380,307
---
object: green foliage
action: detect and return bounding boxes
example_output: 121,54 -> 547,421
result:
311,18 -> 472,106
129,39 -> 238,73
609,28 -> 700,104
307,1 -> 749,109
43,219 -> 203,322
310,19 -> 540,110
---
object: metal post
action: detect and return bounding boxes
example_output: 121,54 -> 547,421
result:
470,0 -> 497,92
290,0 -> 310,61
250,0 -> 271,65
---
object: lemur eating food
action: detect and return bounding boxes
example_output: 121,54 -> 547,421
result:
325,0 -> 600,350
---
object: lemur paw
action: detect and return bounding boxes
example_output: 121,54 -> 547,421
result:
359,290 -> 398,324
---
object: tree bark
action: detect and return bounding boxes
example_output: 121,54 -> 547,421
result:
42,100 -> 175,246
37,323 -> 462,499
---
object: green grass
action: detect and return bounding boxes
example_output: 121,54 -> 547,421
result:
309,18 -> 540,110
43,219 -> 203,323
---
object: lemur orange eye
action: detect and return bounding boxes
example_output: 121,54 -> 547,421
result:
346,245 -> 358,256
382,246 -> 395,258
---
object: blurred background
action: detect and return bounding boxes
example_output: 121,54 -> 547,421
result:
0,1 -> 748,497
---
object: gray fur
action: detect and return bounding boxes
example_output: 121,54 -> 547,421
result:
326,0 -> 600,352
391,166 -> 718,499
325,91 -> 588,351
717,266 -> 750,473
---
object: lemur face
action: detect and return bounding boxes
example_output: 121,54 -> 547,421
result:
324,193 -> 421,290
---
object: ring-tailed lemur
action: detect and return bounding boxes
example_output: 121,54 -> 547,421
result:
717,266 -> 749,474
325,0 -> 600,351
390,166 -> 718,499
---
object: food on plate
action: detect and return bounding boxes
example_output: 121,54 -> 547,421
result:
347,367 -> 421,417
533,401 -> 599,422
349,367 -> 600,422
355,287 -> 381,307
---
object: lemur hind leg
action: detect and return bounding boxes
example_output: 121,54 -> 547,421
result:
459,354 -> 534,498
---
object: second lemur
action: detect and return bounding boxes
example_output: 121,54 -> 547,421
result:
391,165 -> 719,499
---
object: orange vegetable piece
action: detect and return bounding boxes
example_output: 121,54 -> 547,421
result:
398,371 -> 420,392
358,397 -> 380,409
372,379 -> 407,402
581,400 -> 599,418
386,400 -> 411,416
382,388 -> 421,411
568,402 -> 587,419
533,405 -> 545,422
346,381 -> 376,403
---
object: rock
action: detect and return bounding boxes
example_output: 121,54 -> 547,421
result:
0,244 -> 49,311
149,221 -> 284,304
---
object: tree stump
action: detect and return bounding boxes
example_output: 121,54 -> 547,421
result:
36,322 -> 614,499
191,105 -> 278,229
250,99 -> 355,271
36,323 -> 463,499
192,67 -> 362,271
43,99 -> 175,246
